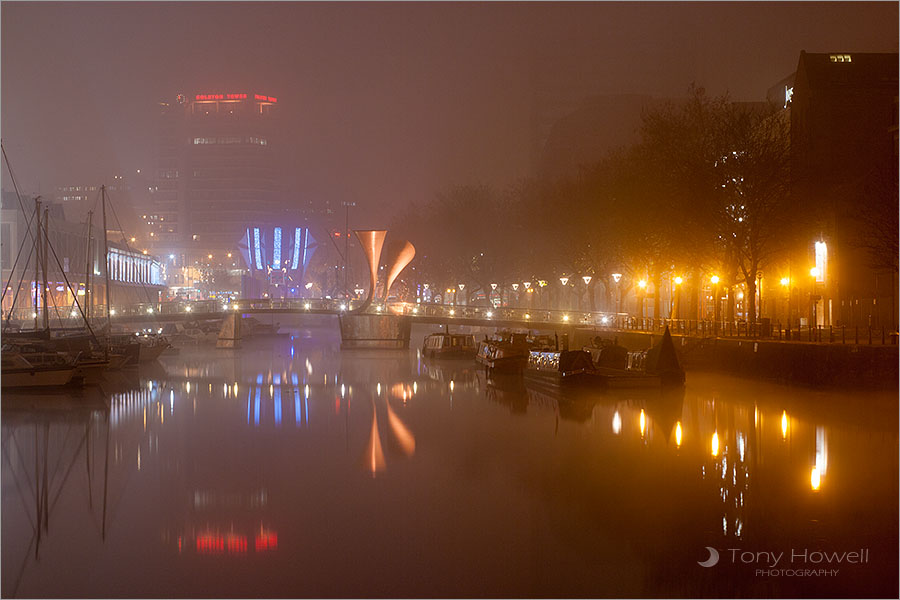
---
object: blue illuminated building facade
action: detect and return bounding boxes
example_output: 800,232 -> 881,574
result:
238,226 -> 316,298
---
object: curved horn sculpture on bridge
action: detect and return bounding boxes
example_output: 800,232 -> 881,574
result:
352,230 -> 387,313
382,240 -> 416,302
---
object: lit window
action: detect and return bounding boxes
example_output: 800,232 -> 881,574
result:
829,54 -> 852,63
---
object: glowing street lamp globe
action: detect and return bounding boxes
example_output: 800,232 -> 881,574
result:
780,277 -> 790,287
559,277 -> 569,286
710,275 -> 720,285
582,276 -> 592,285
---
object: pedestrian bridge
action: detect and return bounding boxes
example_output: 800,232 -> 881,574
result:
108,298 -> 611,332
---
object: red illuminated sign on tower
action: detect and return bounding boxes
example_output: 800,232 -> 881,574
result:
194,93 -> 276,103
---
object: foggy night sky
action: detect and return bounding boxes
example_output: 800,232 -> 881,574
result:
2,2 -> 897,226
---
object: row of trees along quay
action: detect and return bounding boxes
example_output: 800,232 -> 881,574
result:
392,86 -> 898,336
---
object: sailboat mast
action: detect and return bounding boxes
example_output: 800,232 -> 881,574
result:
34,199 -> 41,330
85,210 -> 93,323
101,186 -> 111,359
42,207 -> 50,331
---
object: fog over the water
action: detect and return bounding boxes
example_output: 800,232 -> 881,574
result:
2,2 -> 897,224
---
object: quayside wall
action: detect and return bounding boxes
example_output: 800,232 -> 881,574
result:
570,328 -> 898,389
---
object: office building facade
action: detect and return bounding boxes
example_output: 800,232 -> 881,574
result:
149,92 -> 284,263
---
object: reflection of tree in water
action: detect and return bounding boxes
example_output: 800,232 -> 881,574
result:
1,388 -> 111,598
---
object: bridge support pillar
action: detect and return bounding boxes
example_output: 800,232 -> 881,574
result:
217,312 -> 242,349
339,314 -> 411,349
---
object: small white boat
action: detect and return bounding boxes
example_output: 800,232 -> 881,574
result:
1,353 -> 78,388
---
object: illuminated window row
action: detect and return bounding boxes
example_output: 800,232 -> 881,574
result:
192,136 -> 269,145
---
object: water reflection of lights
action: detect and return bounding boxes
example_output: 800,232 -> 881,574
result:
675,421 -> 683,447
111,385 -> 160,427
390,382 -> 415,401
639,409 -> 646,438
812,425 -> 828,491
366,404 -> 387,476
385,401 -> 416,456
781,410 -> 788,439
189,527 -> 278,555
711,432 -> 719,457
612,411 -> 621,434
240,373 -> 310,428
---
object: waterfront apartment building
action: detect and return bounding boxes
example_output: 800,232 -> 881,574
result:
149,92 -> 284,264
779,51 -> 898,329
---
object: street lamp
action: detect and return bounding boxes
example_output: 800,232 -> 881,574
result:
611,273 -> 622,316
671,276 -> 683,319
710,275 -> 720,322
780,277 -> 791,331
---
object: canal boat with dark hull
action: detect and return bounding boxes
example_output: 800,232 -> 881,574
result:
523,349 -> 597,387
590,327 -> 685,388
475,332 -> 532,373
422,332 -> 477,359
522,327 -> 685,390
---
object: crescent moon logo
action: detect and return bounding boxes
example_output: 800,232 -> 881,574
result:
697,546 -> 720,568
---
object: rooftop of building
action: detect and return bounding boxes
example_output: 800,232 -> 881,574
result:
797,51 -> 898,89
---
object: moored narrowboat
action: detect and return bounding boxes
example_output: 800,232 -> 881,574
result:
422,333 -> 477,358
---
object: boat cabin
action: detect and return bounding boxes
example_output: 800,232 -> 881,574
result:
422,333 -> 477,358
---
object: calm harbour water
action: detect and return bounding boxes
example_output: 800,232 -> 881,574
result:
2,320 -> 897,598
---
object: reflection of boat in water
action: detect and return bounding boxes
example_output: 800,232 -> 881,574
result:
421,360 -> 479,384
635,386 -> 686,438
422,332 -> 477,359
1,388 -> 111,598
483,371 -> 529,414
